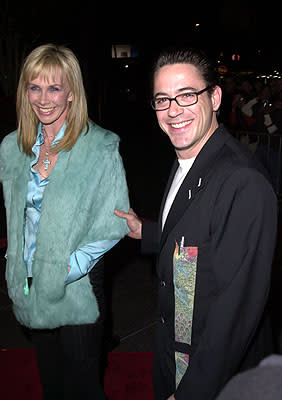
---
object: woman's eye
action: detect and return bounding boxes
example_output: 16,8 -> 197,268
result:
29,85 -> 40,91
49,86 -> 60,92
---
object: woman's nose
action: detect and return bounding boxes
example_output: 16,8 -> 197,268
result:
38,90 -> 49,105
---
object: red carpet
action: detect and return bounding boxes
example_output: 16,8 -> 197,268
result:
0,238 -> 7,248
0,348 -> 154,399
104,351 -> 154,399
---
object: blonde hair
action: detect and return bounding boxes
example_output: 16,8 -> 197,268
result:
16,43 -> 89,155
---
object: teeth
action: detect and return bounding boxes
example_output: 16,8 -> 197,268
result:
39,107 -> 54,113
171,121 -> 191,128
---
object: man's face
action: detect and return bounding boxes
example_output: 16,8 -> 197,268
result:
153,63 -> 221,159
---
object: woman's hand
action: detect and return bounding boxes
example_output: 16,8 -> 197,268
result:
114,208 -> 142,239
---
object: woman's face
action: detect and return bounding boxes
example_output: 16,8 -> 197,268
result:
27,67 -> 73,130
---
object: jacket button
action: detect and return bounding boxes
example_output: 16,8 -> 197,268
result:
161,316 -> 165,324
160,280 -> 166,287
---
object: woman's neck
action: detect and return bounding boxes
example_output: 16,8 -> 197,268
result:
42,121 -> 64,140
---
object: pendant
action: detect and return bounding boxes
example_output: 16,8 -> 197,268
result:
43,153 -> 51,170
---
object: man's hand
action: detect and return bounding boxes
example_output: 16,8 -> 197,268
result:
114,208 -> 142,239
167,395 -> 175,400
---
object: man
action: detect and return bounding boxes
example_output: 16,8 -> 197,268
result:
114,46 -> 278,399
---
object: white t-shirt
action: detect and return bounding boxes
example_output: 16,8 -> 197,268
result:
162,157 -> 196,230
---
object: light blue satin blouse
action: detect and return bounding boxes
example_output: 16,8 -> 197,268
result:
23,123 -> 119,285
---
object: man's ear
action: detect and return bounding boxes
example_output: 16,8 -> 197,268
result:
211,85 -> 222,112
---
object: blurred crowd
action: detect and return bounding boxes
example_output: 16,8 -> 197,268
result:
219,75 -> 282,193
220,74 -> 282,135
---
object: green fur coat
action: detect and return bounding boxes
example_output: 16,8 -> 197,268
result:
0,121 -> 130,329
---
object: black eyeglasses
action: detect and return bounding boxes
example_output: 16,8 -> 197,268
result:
151,86 -> 212,111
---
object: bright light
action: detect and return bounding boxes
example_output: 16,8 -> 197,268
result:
232,54 -> 240,61
256,71 -> 282,80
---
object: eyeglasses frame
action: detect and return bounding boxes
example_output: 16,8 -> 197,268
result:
151,85 -> 212,111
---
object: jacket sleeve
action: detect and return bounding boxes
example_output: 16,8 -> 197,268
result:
141,220 -> 159,254
65,239 -> 120,284
175,168 -> 278,400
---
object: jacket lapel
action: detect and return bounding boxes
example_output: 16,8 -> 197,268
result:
159,159 -> 179,220
160,125 -> 228,249
160,161 -> 203,248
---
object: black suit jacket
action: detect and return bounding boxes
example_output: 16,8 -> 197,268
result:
142,124 -> 278,400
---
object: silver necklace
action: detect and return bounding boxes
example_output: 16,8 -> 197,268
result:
41,125 -> 54,171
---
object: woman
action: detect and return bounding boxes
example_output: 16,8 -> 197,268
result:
0,43 -> 130,399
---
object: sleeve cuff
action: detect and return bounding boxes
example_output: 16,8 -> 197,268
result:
65,239 -> 119,284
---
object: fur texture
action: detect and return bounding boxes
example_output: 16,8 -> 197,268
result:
0,122 -> 130,328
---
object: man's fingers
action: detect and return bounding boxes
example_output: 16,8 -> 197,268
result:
114,208 -> 142,240
115,208 -> 137,220
128,208 -> 137,217
114,208 -> 128,219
